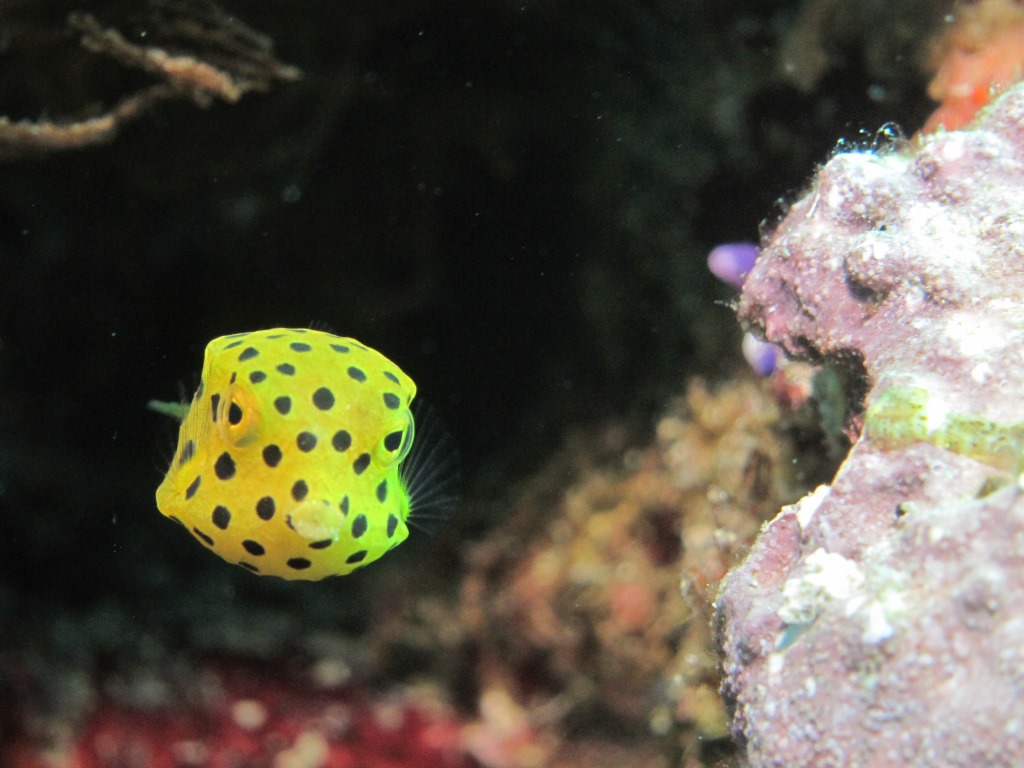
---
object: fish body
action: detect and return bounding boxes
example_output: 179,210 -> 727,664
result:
156,328 -> 420,580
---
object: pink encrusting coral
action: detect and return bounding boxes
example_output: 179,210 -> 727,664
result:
716,82 -> 1024,767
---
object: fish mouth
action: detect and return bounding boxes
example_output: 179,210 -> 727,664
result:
287,499 -> 344,543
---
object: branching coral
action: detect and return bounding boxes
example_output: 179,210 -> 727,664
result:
0,1 -> 299,158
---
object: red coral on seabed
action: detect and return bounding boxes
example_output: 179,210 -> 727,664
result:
8,661 -> 470,768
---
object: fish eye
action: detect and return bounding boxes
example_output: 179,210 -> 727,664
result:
376,410 -> 415,468
218,386 -> 261,446
383,430 -> 403,452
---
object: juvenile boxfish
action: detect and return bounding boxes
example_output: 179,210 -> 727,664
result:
153,328 -> 455,580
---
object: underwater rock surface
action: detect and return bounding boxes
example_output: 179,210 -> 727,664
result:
717,82 -> 1024,767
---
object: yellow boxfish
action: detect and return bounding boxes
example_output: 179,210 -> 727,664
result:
153,328 -> 455,580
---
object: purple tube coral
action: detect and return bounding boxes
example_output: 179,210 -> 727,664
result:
715,82 -> 1024,767
708,242 -> 783,375
707,242 -> 759,289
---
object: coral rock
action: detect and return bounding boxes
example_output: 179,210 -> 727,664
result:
718,82 -> 1024,767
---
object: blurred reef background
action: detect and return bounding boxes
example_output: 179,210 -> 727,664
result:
0,0 -> 951,766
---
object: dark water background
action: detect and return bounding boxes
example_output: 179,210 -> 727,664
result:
0,0 -> 937,639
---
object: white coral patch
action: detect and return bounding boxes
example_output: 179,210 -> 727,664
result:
763,485 -> 830,536
902,203 -> 981,273
971,362 -> 994,383
853,576 -> 906,645
778,548 -> 865,625
945,312 -> 1008,357
794,485 -> 831,529
860,600 -> 895,644
937,133 -> 967,162
822,151 -> 902,216
923,391 -> 951,434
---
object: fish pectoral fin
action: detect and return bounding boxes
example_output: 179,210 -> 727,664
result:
148,399 -> 191,421
288,501 -> 344,543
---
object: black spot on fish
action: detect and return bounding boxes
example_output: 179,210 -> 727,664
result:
242,540 -> 265,556
262,444 -> 282,468
290,342 -> 312,353
297,431 -> 317,452
386,514 -> 398,538
228,402 -> 243,425
238,347 -> 259,362
288,558 -> 312,570
214,452 -> 236,480
347,366 -> 367,383
332,430 -> 352,452
376,479 -> 387,502
178,439 -> 196,466
346,550 -> 368,564
383,392 -> 400,410
353,453 -> 371,475
351,514 -> 367,538
249,371 -> 267,384
212,505 -> 231,530
276,363 -> 295,376
193,527 -> 213,546
185,476 -> 201,499
292,480 -> 308,501
256,496 -> 275,520
309,539 -> 333,549
274,396 -> 291,415
312,387 -> 335,410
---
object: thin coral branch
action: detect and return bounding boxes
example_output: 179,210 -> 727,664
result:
0,1 -> 300,159
0,84 -> 179,157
